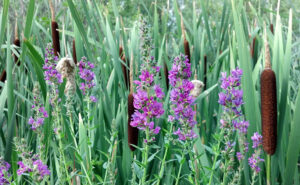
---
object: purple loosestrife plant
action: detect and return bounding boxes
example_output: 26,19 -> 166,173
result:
43,44 -> 63,135
131,18 -> 164,185
209,68 -> 250,185
168,54 -> 196,141
0,158 -> 11,184
168,54 -> 199,185
131,56 -> 164,184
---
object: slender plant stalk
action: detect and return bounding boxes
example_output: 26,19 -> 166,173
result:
175,150 -> 185,185
141,128 -> 150,184
267,155 -> 271,185
157,122 -> 174,185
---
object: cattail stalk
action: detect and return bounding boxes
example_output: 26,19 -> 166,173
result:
127,52 -> 138,151
49,0 -> 60,56
261,28 -> 277,185
180,12 -> 191,63
119,46 -> 129,89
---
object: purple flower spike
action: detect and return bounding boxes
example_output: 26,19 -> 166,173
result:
168,54 -> 197,141
130,57 -> 164,142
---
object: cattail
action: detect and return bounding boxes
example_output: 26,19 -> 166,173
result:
270,24 -> 274,34
203,55 -> 207,90
51,21 -> 60,56
184,38 -> 191,63
251,37 -> 256,58
163,62 -> 169,90
0,70 -> 6,83
127,52 -> 138,151
128,93 -> 138,151
119,46 -> 129,89
180,12 -> 191,63
261,29 -> 277,155
72,40 -> 77,65
14,21 -> 20,65
49,0 -> 60,56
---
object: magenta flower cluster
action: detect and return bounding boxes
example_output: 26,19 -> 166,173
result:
248,132 -> 264,173
131,58 -> 164,142
218,68 -> 249,156
17,155 -> 50,179
28,97 -> 49,130
0,159 -> 10,184
168,54 -> 197,141
218,68 -> 243,116
43,44 -> 63,85
78,57 -> 97,102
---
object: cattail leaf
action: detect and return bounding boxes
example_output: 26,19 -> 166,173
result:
20,0 -> 35,64
67,0 -> 93,61
0,0 -> 9,47
79,113 -> 91,172
284,87 -> 300,184
24,40 -> 47,100
199,0 -> 214,52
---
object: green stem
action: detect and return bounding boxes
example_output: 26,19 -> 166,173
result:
188,143 -> 198,185
141,128 -> 150,184
175,151 -> 185,185
266,155 -> 271,185
251,172 -> 257,185
221,157 -> 230,185
208,132 -> 223,185
157,122 -> 174,185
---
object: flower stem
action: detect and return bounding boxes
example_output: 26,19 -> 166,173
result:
251,172 -> 257,185
141,128 -> 150,184
157,122 -> 174,185
175,151 -> 185,185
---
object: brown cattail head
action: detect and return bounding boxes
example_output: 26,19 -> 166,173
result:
13,38 -> 20,65
261,69 -> 277,155
251,37 -> 256,58
203,55 -> 207,90
270,24 -> 274,34
0,70 -> 6,83
128,93 -> 138,151
180,11 -> 191,63
261,30 -> 277,155
119,46 -> 123,57
163,62 -> 169,90
72,40 -> 77,65
184,38 -> 191,63
51,21 -> 60,57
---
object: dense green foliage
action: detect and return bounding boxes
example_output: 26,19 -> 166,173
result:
0,0 -> 300,184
